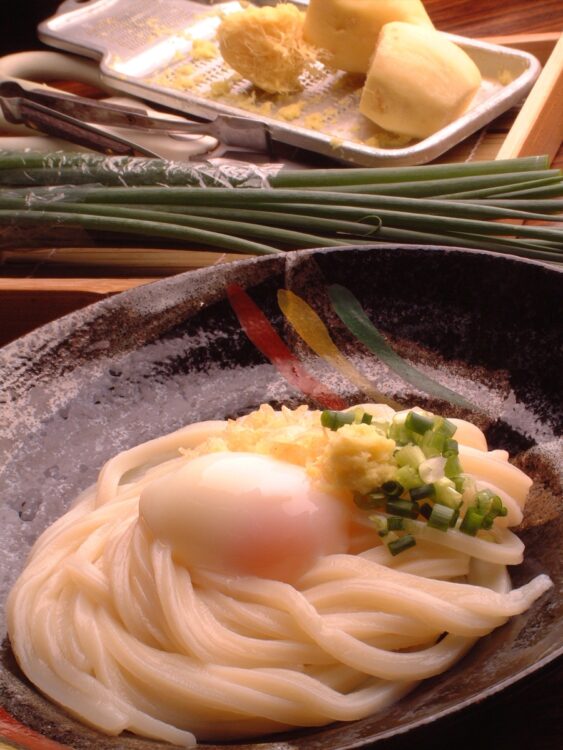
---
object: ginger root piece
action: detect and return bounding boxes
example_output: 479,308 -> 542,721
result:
360,22 -> 482,139
217,4 -> 314,94
303,0 -> 433,74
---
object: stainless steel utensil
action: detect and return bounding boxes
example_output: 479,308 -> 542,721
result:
0,79 -> 271,157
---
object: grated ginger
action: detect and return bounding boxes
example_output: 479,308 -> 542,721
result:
216,3 -> 316,94
315,423 -> 396,495
303,112 -> 324,130
278,102 -> 305,121
191,39 -> 219,60
498,68 -> 515,85
209,78 -> 234,97
183,404 -> 397,499
330,136 -> 344,149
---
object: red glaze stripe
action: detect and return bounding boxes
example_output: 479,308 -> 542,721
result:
226,283 -> 347,410
0,708 -> 70,750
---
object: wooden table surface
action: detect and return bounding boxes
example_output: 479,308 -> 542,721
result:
1,1 -> 563,50
0,4 -> 562,749
425,0 -> 563,37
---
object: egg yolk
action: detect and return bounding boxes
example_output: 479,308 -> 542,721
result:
139,452 -> 350,582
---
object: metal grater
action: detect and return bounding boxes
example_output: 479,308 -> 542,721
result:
38,0 -> 541,166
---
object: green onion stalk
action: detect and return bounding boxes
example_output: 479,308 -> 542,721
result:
0,151 -> 561,263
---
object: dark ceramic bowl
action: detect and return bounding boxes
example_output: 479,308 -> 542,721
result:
0,245 -> 561,750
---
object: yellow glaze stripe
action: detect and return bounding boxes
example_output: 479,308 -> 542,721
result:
277,289 -> 398,407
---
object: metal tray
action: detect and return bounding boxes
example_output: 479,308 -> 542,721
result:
38,0 -> 542,166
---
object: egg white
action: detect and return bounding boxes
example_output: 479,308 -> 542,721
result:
140,451 -> 350,582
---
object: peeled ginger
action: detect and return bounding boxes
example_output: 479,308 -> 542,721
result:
217,4 -> 314,94
303,0 -> 434,74
360,22 -> 482,138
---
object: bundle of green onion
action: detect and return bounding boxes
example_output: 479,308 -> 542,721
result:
0,151 -> 561,263
322,407 -> 510,556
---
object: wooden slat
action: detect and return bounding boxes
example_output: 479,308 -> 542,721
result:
480,32 -> 562,65
0,248 -> 249,275
497,34 -> 563,162
0,277 -> 155,294
0,277 -> 155,344
424,0 -> 563,38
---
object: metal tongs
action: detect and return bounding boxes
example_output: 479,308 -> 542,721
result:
0,80 -> 273,158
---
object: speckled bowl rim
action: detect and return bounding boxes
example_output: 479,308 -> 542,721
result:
0,243 -> 561,750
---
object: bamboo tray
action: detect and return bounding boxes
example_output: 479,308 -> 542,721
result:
1,31 -> 562,348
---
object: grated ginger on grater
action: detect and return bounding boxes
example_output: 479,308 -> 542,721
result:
216,3 -> 317,94
191,39 -> 219,60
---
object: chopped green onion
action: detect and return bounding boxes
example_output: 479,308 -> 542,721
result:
455,475 -> 476,500
443,438 -> 459,456
369,515 -> 389,536
419,502 -> 433,519
427,503 -> 456,531
386,498 -> 419,519
388,534 -> 417,556
405,410 -> 435,434
419,457 -> 447,484
422,429 -> 446,457
492,496 -> 508,517
382,480 -> 404,497
321,410 -> 355,430
388,416 -> 411,446
475,488 -> 496,513
321,409 -> 374,430
387,516 -> 405,531
460,507 -> 485,536
433,417 -> 457,437
354,491 -> 386,510
395,444 -> 426,469
481,515 -> 494,530
433,478 -> 462,508
410,483 -> 436,502
454,476 -> 465,493
478,493 -> 508,529
396,465 -> 423,490
444,454 -> 463,478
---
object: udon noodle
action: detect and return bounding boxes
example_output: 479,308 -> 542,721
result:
7,404 -> 552,747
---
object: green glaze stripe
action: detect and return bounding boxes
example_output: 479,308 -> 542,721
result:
327,284 -> 474,409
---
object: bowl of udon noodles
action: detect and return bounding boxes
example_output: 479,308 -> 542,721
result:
0,244 -> 561,750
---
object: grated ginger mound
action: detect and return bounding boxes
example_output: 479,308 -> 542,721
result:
189,405 -> 326,468
278,102 -> 304,121
184,404 -> 397,499
314,423 -> 396,495
216,4 -> 316,94
191,39 -> 219,61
